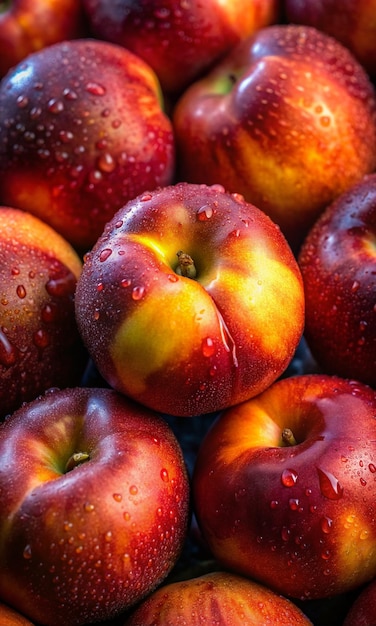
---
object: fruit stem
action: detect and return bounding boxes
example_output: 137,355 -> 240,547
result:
65,451 -> 90,473
282,428 -> 297,446
176,250 -> 197,279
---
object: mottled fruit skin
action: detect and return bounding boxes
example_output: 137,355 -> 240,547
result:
0,207 -> 85,418
173,24 -> 376,252
193,374 -> 376,600
284,0 -> 376,79
0,0 -> 86,78
82,0 -> 279,95
125,571 -> 313,626
75,182 -> 305,417
0,387 -> 190,626
298,173 -> 376,388
343,577 -> 376,626
0,601 -> 35,625
0,39 -> 175,250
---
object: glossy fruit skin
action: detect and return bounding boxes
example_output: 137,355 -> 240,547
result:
125,571 -> 313,626
0,0 -> 86,78
284,0 -> 376,79
298,173 -> 376,388
192,374 -> 376,600
82,0 -> 279,95
75,182 -> 305,417
173,24 -> 376,252
0,38 -> 175,251
0,387 -> 190,626
0,207 -> 85,418
343,577 -> 376,626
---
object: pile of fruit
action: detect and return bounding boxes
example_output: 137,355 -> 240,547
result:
0,1 -> 375,625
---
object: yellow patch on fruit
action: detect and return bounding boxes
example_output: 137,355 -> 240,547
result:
110,279 -> 217,397
336,507 -> 376,584
211,256 -> 304,358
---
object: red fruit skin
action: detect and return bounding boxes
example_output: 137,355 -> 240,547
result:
82,0 -> 279,95
298,173 -> 376,388
343,578 -> 376,626
0,39 -> 175,251
74,182 -> 305,417
125,571 -> 313,626
284,0 -> 376,79
192,374 -> 376,600
0,387 -> 190,626
173,24 -> 376,252
0,0 -> 87,78
0,207 -> 85,418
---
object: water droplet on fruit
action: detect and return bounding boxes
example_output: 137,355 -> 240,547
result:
197,205 -> 214,221
99,248 -> 112,262
351,280 -> 360,293
113,493 -> 122,502
16,94 -> 29,108
123,511 -> 130,522
281,468 -> 298,487
131,285 -> 145,301
47,98 -> 64,114
360,477 -> 367,486
16,284 -> 26,299
369,464 -> 376,473
23,544 -> 32,559
120,278 -> 131,288
45,272 -> 76,297
33,329 -> 50,349
201,337 -> 215,357
317,467 -> 344,500
105,531 -> 112,542
97,153 -> 116,173
320,516 -> 333,534
281,526 -> 291,542
289,498 -> 301,511
129,485 -> 138,495
167,273 -> 178,283
0,329 -> 18,367
141,193 -> 153,202
360,529 -> 369,540
321,549 -> 331,560
84,502 -> 95,512
160,468 -> 169,482
85,82 -> 106,96
270,500 -> 279,509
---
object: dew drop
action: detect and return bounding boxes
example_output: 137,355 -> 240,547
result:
201,337 -> 215,357
360,529 -> 369,540
289,498 -> 300,511
123,512 -> 131,522
281,526 -> 291,542
270,500 -> 279,509
99,248 -> 112,262
281,468 -> 298,487
113,493 -> 122,502
105,531 -> 112,542
197,205 -> 214,221
16,284 -> 26,299
141,193 -> 152,202
85,82 -> 106,96
160,468 -> 169,482
97,153 -> 116,173
0,329 -> 17,367
320,516 -> 333,534
167,273 -> 178,283
131,285 -> 145,301
369,463 -> 376,473
120,278 -> 131,288
48,98 -> 64,114
23,544 -> 32,559
129,485 -> 138,496
84,502 -> 95,512
360,477 -> 367,486
33,328 -> 50,349
317,467 -> 344,500
321,549 -> 331,561
45,272 -> 76,297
